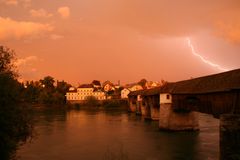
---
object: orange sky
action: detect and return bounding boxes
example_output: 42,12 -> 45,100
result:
1,0 -> 240,85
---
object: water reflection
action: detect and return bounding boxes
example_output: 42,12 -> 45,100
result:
17,107 -> 219,160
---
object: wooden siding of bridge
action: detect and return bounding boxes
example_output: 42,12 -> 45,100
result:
172,90 -> 240,117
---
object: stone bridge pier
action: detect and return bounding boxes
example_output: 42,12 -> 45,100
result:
149,96 -> 160,120
159,93 -> 199,131
140,97 -> 147,116
143,97 -> 152,120
136,95 -> 142,115
128,96 -> 137,113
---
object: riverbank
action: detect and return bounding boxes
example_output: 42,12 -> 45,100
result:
28,99 -> 129,111
66,99 -> 129,109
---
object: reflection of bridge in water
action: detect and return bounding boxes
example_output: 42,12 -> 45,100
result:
128,69 -> 240,160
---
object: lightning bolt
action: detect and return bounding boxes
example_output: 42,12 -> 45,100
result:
186,37 -> 229,72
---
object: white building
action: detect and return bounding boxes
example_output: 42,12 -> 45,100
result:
121,84 -> 143,99
66,84 -> 106,102
121,88 -> 130,99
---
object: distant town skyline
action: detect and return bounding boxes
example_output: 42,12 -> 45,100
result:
1,0 -> 240,85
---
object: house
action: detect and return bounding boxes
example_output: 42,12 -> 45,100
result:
66,84 -> 106,103
145,81 -> 160,89
121,88 -> 130,99
121,83 -> 143,99
125,83 -> 143,92
65,87 -> 78,101
102,81 -> 115,92
92,80 -> 101,89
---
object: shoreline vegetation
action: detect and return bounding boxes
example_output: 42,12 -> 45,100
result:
0,45 -> 129,159
29,99 -> 129,110
0,46 -> 33,160
68,99 -> 129,109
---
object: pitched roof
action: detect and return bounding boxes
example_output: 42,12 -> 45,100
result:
92,80 -> 101,86
124,83 -> 142,88
78,84 -> 94,88
102,80 -> 114,86
169,68 -> 240,94
129,68 -> 240,96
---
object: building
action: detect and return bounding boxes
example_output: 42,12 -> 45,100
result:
102,81 -> 115,92
121,83 -> 143,99
66,84 -> 106,103
92,80 -> 101,89
145,81 -> 160,89
128,68 -> 240,130
125,83 -> 143,92
121,88 -> 130,99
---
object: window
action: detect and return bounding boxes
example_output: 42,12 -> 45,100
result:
166,94 -> 170,100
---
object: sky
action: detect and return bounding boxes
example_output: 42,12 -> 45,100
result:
1,0 -> 240,85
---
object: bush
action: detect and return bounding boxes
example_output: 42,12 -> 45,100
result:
85,96 -> 99,106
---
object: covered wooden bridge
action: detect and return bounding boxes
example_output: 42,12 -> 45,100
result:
128,68 -> 240,129
128,69 -> 240,160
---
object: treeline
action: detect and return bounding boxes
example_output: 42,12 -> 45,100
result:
0,46 -> 33,159
22,76 -> 71,105
0,45 -> 73,159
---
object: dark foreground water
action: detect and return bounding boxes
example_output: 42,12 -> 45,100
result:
17,107 -> 219,160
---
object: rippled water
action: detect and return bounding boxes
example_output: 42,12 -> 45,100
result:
17,107 -> 219,160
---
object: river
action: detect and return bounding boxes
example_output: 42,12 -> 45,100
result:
17,107 -> 219,160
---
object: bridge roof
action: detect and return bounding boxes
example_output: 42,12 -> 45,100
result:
170,68 -> 240,94
129,68 -> 240,96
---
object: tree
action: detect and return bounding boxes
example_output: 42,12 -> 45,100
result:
23,81 -> 41,103
85,96 -> 99,106
138,78 -> 147,88
0,46 -> 16,77
39,76 -> 55,89
56,80 -> 71,95
0,46 -> 33,160
160,79 -> 168,86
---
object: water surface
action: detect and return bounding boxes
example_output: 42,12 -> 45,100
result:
17,107 -> 219,160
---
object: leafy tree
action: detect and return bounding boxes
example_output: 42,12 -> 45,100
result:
0,46 -> 33,160
56,80 -> 71,95
23,81 -> 41,103
39,76 -> 55,90
160,79 -> 168,86
0,46 -> 16,77
85,96 -> 99,106
138,78 -> 147,88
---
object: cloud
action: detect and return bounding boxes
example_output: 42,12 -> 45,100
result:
80,0 -> 240,43
15,55 -> 43,81
215,21 -> 240,44
21,0 -> 31,8
50,34 -> 64,40
0,17 -> 54,40
213,10 -> 240,44
58,6 -> 70,19
15,56 -> 38,66
3,0 -> 31,7
30,9 -> 53,18
4,0 -> 18,5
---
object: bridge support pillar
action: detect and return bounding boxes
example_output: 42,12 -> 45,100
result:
136,101 -> 141,115
136,95 -> 142,115
129,98 -> 137,112
159,103 -> 199,131
149,97 -> 159,120
140,102 -> 147,116
220,114 -> 240,160
144,97 -> 152,120
150,105 -> 159,120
